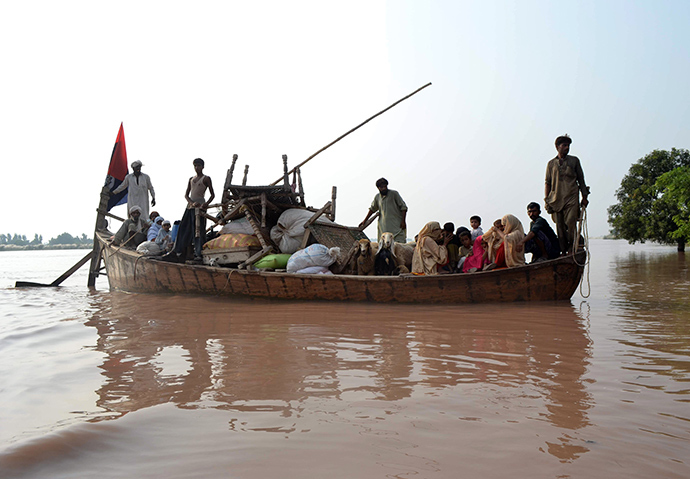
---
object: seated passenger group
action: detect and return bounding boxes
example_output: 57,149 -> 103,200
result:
410,203 -> 561,275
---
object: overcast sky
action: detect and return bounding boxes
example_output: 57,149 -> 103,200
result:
1,0 -> 688,241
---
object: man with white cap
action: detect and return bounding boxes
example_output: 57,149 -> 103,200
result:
111,160 -> 156,219
112,205 -> 150,247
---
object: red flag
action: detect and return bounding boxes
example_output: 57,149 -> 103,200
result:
105,123 -> 129,211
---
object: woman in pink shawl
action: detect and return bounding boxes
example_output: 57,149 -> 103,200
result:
462,235 -> 488,272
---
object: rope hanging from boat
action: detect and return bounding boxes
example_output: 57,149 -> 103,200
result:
576,207 -> 591,298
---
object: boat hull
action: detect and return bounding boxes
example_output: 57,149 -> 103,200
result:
98,233 -> 585,303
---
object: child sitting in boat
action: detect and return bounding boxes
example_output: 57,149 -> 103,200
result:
470,215 -> 483,242
156,220 -> 173,251
456,230 -> 473,271
440,222 -> 460,273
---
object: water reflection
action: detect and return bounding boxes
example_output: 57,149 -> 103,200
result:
609,250 -> 690,380
85,293 -> 594,462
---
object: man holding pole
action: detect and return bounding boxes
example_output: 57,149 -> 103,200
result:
359,178 -> 408,243
164,158 -> 215,264
112,206 -> 149,248
544,134 -> 589,255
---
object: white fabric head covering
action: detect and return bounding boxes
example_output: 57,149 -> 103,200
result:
129,205 -> 142,215
155,216 -> 164,224
131,160 -> 143,168
162,220 -> 171,226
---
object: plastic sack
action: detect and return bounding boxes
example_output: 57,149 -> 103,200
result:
219,218 -> 255,236
294,266 -> 333,275
286,244 -> 340,273
253,254 -> 292,270
136,241 -> 162,256
270,209 -> 333,254
203,234 -> 261,250
171,220 -> 180,242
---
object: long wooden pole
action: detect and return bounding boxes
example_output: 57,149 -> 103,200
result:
269,82 -> 432,186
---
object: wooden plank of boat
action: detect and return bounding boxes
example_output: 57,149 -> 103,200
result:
96,232 -> 585,303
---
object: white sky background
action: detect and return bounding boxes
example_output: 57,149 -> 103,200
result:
1,0 -> 688,241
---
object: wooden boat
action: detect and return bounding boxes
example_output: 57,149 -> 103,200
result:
85,86 -> 586,303
96,231 -> 585,303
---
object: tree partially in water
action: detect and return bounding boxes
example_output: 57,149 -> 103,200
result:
607,148 -> 690,251
656,165 -> 690,245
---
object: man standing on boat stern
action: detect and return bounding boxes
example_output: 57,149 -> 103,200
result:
544,134 -> 589,255
359,178 -> 408,243
111,160 -> 156,220
165,158 -> 215,264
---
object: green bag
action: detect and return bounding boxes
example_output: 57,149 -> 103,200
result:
253,254 -> 292,269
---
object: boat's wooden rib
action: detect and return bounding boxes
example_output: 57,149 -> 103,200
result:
97,232 -> 585,303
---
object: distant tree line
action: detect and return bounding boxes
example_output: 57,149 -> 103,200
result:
0,233 -> 92,246
608,148 -> 689,251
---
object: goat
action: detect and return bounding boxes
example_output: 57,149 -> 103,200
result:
356,238 -> 376,276
375,232 -> 414,275
375,245 -> 397,275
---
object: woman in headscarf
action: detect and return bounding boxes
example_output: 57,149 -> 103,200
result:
500,214 -> 526,267
147,216 -> 164,241
484,214 -> 526,270
411,221 -> 450,275
480,219 -> 505,264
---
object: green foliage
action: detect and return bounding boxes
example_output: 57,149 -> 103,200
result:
0,232 -> 91,246
48,233 -> 92,245
0,234 -> 30,245
607,148 -> 690,246
656,166 -> 690,242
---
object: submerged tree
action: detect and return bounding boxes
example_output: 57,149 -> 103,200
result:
656,166 -> 690,245
608,148 -> 690,250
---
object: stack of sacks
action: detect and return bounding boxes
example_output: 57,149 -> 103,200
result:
286,244 -> 340,274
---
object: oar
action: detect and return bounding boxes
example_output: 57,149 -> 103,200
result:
15,250 -> 94,288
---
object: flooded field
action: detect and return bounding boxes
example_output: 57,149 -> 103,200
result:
1,239 -> 688,478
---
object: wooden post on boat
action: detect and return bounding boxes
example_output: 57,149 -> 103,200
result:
87,185 -> 110,287
297,167 -> 305,206
330,186 -> 337,221
224,154 -> 238,190
260,193 -> 267,228
195,207 -> 201,254
242,165 -> 249,186
282,154 -> 290,189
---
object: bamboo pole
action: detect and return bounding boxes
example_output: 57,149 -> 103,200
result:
269,82 -> 432,186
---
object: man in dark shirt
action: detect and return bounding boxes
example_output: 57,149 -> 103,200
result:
518,202 -> 560,262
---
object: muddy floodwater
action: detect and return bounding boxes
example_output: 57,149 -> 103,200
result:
1,239 -> 688,478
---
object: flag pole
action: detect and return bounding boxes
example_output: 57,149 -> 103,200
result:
88,122 -> 128,287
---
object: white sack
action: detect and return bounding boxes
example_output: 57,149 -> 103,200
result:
270,209 -> 333,254
287,244 -> 340,273
136,241 -> 162,256
219,218 -> 255,235
294,266 -> 333,275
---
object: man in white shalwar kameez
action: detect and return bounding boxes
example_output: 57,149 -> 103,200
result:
112,160 -> 156,219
